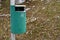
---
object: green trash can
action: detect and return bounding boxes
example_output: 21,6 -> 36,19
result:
10,5 -> 26,34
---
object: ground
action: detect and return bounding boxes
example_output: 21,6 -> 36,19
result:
0,0 -> 60,40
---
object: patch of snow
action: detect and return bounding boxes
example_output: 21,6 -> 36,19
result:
42,7 -> 46,10
57,16 -> 60,18
54,16 -> 60,19
25,8 -> 31,11
26,31 -> 29,34
30,17 -> 37,22
26,2 -> 29,3
32,5 -> 36,8
35,38 -> 38,40
41,0 -> 44,1
46,19 -> 50,21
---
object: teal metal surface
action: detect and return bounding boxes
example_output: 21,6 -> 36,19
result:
10,5 -> 26,34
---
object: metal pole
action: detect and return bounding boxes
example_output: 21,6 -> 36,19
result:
10,0 -> 15,40
11,33 -> 15,40
15,0 -> 25,4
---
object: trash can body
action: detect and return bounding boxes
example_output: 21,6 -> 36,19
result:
10,5 -> 26,34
